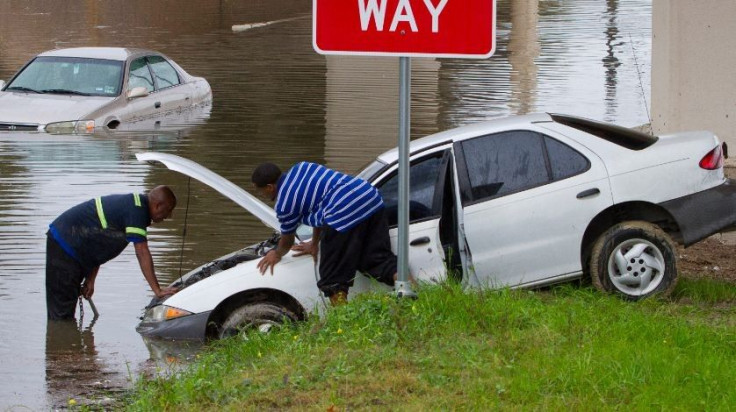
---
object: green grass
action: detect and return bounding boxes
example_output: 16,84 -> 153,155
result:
126,281 -> 736,411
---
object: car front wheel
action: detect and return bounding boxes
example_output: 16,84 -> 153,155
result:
590,221 -> 677,300
218,303 -> 297,339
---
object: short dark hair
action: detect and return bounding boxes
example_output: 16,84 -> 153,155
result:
251,163 -> 282,187
149,185 -> 177,208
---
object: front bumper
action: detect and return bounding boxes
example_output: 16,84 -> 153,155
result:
136,310 -> 212,341
660,179 -> 736,246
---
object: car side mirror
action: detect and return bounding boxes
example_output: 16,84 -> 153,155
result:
127,86 -> 149,99
0,80 -> 5,90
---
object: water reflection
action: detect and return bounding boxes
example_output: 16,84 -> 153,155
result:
45,319 -> 123,409
603,0 -> 623,119
140,337 -> 204,371
324,56 -> 441,174
508,0 -> 540,115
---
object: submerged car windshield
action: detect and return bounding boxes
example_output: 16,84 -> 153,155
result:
5,56 -> 124,97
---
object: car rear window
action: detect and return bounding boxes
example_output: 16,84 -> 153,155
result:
550,114 -> 658,150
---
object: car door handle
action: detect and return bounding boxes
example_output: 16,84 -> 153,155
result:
410,236 -> 431,246
154,101 -> 161,108
576,188 -> 600,199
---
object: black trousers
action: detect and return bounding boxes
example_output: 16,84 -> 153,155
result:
45,234 -> 91,320
318,208 -> 397,297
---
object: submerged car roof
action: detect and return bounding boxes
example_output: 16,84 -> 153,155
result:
38,47 -> 155,61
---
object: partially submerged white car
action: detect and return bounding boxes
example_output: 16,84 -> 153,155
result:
136,113 -> 736,341
0,47 -> 212,133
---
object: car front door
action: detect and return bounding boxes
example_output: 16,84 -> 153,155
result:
349,148 -> 456,294
455,129 -> 613,288
120,56 -> 159,125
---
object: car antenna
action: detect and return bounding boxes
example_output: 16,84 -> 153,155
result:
177,177 -> 192,284
629,33 -> 652,129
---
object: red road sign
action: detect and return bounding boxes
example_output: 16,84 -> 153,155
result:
313,0 -> 495,58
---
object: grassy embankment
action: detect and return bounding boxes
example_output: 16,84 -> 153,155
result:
127,278 -> 736,410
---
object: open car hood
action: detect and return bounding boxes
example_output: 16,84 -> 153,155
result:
136,152 -> 280,232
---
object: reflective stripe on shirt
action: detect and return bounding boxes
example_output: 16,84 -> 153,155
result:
95,197 -> 108,229
126,227 -> 147,237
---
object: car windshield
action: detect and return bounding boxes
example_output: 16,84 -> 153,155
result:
6,56 -> 124,97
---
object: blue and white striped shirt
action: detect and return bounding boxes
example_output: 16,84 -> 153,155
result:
275,162 -> 383,233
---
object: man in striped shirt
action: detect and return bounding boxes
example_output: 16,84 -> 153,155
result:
45,186 -> 178,320
253,162 -> 397,305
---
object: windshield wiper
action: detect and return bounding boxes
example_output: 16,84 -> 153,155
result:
40,89 -> 92,96
5,86 -> 42,94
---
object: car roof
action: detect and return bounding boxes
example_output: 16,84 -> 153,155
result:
38,47 -> 157,61
376,112 -> 554,164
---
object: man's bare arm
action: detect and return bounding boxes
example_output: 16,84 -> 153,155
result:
134,241 -> 177,298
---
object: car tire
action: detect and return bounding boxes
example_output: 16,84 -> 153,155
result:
218,303 -> 297,339
590,221 -> 677,300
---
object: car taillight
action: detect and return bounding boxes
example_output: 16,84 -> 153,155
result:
699,144 -> 724,170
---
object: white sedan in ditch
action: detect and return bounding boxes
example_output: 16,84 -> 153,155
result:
136,113 -> 736,341
0,47 -> 211,133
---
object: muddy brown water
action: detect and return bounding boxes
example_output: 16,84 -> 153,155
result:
0,0 -> 652,409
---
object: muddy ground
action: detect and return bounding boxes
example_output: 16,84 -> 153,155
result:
677,165 -> 736,284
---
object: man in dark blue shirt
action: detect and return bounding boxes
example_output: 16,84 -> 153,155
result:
252,162 -> 397,305
46,185 -> 178,320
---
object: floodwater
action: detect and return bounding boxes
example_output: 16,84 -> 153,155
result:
0,0 -> 652,409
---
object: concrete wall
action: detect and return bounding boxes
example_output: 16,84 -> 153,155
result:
651,0 -> 736,151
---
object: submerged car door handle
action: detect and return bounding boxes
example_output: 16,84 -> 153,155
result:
154,101 -> 161,108
577,188 -> 600,199
410,236 -> 431,246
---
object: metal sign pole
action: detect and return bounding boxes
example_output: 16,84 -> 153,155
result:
394,56 -> 417,299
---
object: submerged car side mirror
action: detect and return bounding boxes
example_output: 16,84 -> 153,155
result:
127,86 -> 149,99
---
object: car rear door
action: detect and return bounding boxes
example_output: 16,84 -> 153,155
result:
146,55 -> 192,116
455,129 -> 613,288
120,56 -> 188,128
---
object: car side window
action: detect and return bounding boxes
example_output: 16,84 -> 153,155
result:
128,58 -> 154,92
147,56 -> 180,89
460,131 -> 549,201
377,155 -> 444,227
545,136 -> 590,180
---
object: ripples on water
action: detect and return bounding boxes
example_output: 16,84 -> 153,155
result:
0,0 -> 651,408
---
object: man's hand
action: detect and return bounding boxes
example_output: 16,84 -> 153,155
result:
80,266 -> 99,299
292,240 -> 318,262
155,286 -> 180,299
257,250 -> 281,275
81,282 -> 94,299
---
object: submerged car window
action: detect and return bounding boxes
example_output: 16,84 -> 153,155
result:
461,131 -> 548,200
128,58 -> 155,92
147,56 -> 180,89
377,155 -> 443,227
6,56 -> 123,97
544,136 -> 590,180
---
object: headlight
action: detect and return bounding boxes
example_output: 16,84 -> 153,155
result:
45,120 -> 95,134
144,305 -> 193,322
